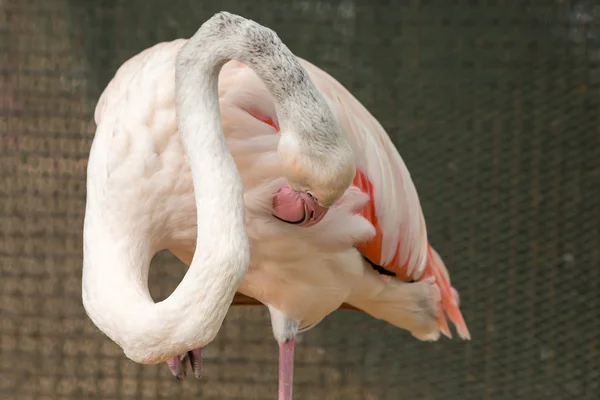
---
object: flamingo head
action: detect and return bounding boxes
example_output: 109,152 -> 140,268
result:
273,129 -> 356,227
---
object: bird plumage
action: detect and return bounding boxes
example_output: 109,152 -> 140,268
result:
86,12 -> 469,398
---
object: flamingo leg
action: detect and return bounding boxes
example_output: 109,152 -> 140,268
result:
166,355 -> 185,380
278,338 -> 296,400
268,307 -> 300,400
188,348 -> 203,377
165,348 -> 203,380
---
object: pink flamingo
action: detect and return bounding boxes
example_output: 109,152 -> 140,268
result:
83,12 -> 470,400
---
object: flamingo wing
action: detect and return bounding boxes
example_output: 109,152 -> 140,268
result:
301,60 -> 470,340
300,60 -> 428,279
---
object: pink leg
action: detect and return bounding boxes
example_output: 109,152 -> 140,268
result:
166,356 -> 185,380
188,348 -> 203,378
278,338 -> 296,400
165,348 -> 203,380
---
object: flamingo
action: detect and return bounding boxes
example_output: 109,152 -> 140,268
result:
84,12 -> 470,400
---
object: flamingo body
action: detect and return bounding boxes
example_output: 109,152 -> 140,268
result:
94,38 -> 375,325
91,30 -> 468,395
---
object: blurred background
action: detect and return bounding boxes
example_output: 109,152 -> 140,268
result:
1,0 -> 599,399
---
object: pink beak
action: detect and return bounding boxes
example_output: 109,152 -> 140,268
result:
272,184 -> 329,227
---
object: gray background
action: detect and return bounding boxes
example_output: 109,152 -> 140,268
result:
1,0 -> 598,399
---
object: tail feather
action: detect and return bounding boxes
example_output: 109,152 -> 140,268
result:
424,245 -> 471,340
348,171 -> 470,340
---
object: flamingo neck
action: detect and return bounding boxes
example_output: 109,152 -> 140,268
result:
82,12 -> 342,365
181,12 -> 340,143
83,13 -> 266,365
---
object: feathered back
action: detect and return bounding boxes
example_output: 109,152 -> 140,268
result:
299,60 -> 469,339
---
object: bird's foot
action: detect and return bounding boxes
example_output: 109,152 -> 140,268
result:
166,348 -> 203,380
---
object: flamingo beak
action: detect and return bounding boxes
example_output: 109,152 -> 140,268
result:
272,184 -> 329,227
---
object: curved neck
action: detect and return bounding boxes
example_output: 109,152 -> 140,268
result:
178,12 -> 336,136
83,13 -> 267,364
83,12 -> 340,365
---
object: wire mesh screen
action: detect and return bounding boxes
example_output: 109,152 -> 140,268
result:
1,0 -> 599,399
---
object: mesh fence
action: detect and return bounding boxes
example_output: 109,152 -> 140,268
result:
1,0 -> 599,399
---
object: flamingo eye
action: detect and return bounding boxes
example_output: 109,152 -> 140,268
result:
305,191 -> 318,202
